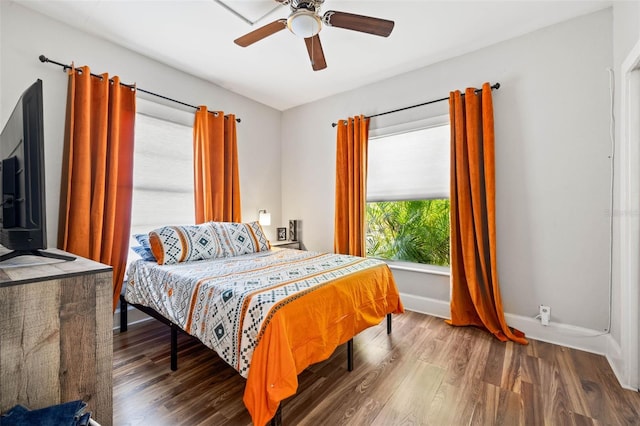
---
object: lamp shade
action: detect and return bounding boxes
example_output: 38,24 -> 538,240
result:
258,210 -> 271,226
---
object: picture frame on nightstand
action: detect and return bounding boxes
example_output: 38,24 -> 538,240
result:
289,219 -> 299,241
277,227 -> 287,241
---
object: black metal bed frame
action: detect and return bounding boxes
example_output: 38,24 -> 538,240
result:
119,294 -> 393,425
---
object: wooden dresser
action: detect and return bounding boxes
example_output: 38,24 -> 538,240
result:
0,249 -> 113,425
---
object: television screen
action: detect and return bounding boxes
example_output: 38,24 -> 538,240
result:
0,79 -> 73,262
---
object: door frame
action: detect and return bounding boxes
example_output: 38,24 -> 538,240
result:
619,38 -> 640,391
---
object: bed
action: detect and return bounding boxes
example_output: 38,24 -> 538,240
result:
121,227 -> 403,425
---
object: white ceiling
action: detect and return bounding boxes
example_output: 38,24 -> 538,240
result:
15,0 -> 611,111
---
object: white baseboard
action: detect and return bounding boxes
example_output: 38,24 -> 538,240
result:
113,305 -> 151,330
502,313 -> 610,355
398,292 -> 634,389
400,292 -> 451,318
604,336 -> 636,391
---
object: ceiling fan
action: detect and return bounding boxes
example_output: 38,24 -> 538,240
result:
233,0 -> 395,71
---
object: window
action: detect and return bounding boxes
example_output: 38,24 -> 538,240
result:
128,99 -> 195,262
366,117 -> 450,267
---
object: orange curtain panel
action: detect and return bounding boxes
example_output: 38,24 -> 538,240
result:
193,107 -> 241,223
58,66 -> 136,312
447,82 -> 527,345
334,115 -> 369,256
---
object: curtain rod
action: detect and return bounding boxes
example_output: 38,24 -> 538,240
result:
331,82 -> 500,127
39,55 -> 241,123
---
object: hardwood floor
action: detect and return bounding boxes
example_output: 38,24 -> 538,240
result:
113,311 -> 640,425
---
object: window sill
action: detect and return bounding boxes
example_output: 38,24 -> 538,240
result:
380,259 -> 450,276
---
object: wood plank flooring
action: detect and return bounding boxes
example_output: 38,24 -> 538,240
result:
113,311 -> 640,425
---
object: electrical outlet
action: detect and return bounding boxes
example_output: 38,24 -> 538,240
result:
539,305 -> 550,326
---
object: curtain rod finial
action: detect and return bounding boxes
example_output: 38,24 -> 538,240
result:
494,82 -> 500,90
39,55 -> 47,63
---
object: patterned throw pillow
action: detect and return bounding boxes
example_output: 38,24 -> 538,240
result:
131,245 -> 156,262
132,233 -> 156,261
148,222 -> 270,265
209,221 -> 270,257
149,223 -> 222,265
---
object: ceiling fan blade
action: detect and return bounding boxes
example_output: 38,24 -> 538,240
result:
304,35 -> 327,71
323,11 -> 394,37
234,19 -> 287,47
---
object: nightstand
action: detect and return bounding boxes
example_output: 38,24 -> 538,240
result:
271,241 -> 301,250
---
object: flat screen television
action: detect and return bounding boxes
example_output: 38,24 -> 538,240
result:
0,79 -> 73,262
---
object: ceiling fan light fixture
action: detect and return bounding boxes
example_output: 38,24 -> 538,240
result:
234,1 -> 394,71
287,11 -> 321,38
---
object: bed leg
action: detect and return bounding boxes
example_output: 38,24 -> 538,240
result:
119,295 -> 128,333
269,405 -> 282,426
387,313 -> 392,334
347,338 -> 354,372
170,325 -> 178,371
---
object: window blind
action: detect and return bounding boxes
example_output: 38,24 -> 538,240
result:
130,113 -> 195,235
367,124 -> 450,202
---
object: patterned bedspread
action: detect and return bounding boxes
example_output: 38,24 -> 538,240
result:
125,247 -> 403,425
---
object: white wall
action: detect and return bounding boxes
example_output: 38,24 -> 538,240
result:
282,10 -> 614,337
0,2 -> 283,246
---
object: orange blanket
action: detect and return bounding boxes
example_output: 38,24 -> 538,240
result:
243,264 -> 403,425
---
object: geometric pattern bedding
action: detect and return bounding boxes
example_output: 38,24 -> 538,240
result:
124,247 -> 403,425
126,248 -> 386,377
